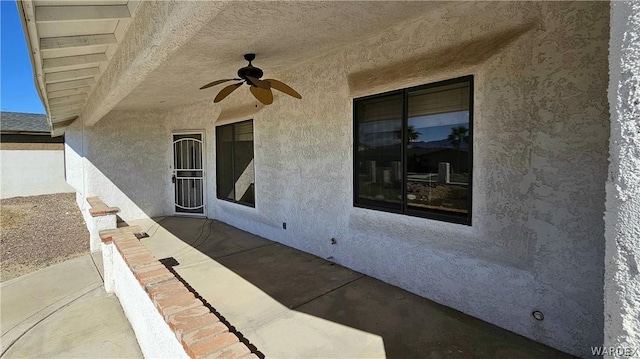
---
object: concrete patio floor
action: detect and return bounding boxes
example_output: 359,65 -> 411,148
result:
0,255 -> 142,358
130,216 -> 572,359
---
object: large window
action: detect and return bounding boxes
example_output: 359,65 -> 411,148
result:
216,120 -> 255,207
354,76 -> 473,225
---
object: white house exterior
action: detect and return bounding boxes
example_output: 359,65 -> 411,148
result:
18,1 -> 639,357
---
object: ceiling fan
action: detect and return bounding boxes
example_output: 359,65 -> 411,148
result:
199,54 -> 302,105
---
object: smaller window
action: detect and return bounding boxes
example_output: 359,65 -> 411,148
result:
216,120 -> 255,207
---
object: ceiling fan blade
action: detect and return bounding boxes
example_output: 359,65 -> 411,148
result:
250,86 -> 273,105
265,79 -> 302,99
200,79 -> 237,90
246,76 -> 271,90
214,83 -> 243,102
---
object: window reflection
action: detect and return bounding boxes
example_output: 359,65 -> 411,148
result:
216,120 -> 255,207
355,94 -> 403,209
353,77 -> 472,224
407,83 -> 470,215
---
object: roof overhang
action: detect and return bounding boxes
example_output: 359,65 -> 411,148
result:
0,130 -> 51,136
17,0 -> 140,137
16,1 -> 49,132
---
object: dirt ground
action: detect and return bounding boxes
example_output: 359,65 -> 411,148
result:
1,193 -> 89,281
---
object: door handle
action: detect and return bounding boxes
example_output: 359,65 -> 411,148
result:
172,174 -> 176,183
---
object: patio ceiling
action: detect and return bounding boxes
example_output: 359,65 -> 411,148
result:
18,0 -> 140,135
112,1 -> 450,111
19,1 -> 452,133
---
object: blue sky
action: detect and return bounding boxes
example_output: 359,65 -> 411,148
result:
1,1 -> 45,114
409,111 -> 468,142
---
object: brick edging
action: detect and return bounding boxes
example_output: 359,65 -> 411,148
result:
102,228 -> 258,359
87,196 -> 120,217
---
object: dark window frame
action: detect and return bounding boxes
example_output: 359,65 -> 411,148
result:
353,75 -> 474,225
215,119 -> 255,208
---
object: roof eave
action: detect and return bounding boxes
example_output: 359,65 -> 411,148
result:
16,0 -> 60,137
0,130 -> 51,136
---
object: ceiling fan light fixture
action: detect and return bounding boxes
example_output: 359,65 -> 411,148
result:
200,54 -> 301,105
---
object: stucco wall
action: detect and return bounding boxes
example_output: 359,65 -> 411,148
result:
68,2 -> 610,356
65,107 -> 217,219
211,3 -> 608,356
65,110 -> 173,218
1,149 -> 73,198
604,0 -> 640,352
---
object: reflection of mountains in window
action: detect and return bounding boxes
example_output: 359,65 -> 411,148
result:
409,110 -> 469,142
407,126 -> 469,151
359,117 -> 469,150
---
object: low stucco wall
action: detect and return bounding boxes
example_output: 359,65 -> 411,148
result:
67,2 -> 610,356
84,210 -> 117,253
0,149 -> 73,199
109,241 -> 188,359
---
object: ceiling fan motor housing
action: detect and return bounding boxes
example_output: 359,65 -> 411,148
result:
237,66 -> 264,83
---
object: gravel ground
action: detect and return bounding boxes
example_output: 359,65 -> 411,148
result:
1,193 -> 89,282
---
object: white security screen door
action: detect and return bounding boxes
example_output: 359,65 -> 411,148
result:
172,132 -> 205,215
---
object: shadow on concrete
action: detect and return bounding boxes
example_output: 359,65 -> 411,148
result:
130,216 -> 573,359
159,256 -> 265,359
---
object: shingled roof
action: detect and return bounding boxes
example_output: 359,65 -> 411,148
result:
1,112 -> 49,134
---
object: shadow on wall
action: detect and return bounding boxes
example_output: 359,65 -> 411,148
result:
348,23 -> 536,97
64,112 -> 173,219
138,216 -> 572,359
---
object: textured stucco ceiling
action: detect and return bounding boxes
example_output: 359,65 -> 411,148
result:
114,1 -> 450,110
